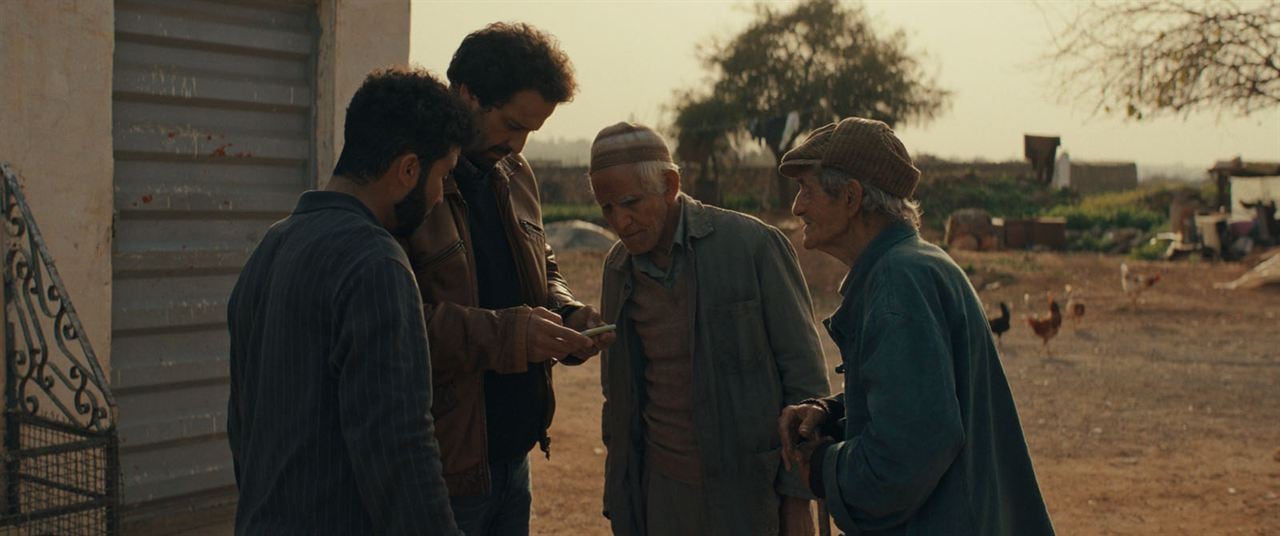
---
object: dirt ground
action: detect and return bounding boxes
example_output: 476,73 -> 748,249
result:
532,229 -> 1280,535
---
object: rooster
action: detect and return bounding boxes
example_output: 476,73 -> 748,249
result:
988,302 -> 1011,348
1064,284 -> 1085,325
1121,263 -> 1161,309
1026,294 -> 1062,357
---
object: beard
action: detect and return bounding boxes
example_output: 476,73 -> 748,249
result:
391,168 -> 429,238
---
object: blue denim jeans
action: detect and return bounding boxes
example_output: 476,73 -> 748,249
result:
449,456 -> 532,536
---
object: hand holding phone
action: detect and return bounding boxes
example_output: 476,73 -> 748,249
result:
578,324 -> 617,337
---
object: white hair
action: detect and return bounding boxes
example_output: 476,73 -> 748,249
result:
817,167 -> 922,229
588,160 -> 680,195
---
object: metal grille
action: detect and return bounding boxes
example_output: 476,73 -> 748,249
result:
1,163 -> 120,535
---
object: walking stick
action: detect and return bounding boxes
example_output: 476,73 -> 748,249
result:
817,500 -> 831,536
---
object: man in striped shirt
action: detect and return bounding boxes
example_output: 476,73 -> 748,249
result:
227,68 -> 472,535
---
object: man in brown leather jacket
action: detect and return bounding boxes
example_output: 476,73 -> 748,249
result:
403,23 -> 613,536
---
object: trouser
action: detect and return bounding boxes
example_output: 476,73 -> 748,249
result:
644,468 -> 709,536
449,456 -> 532,536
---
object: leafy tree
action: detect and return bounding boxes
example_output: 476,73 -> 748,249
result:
1045,0 -> 1280,119
671,0 -> 950,208
671,91 -> 742,206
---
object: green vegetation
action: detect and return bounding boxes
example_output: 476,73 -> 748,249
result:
543,204 -> 601,224
917,169 -> 1208,255
1040,181 -> 1206,254
1044,204 -> 1164,232
722,194 -> 764,214
1129,237 -> 1171,261
1042,185 -> 1178,232
916,172 -> 1074,232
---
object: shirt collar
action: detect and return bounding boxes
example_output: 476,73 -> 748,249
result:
838,222 -> 918,297
293,190 -> 379,226
455,154 -> 521,185
629,196 -> 688,284
454,156 -> 486,184
629,194 -> 690,261
606,193 -> 707,273
662,195 -> 690,253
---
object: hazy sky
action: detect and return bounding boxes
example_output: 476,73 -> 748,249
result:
410,0 -> 1280,169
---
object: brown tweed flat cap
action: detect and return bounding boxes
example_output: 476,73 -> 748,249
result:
779,117 -> 921,199
589,122 -> 673,174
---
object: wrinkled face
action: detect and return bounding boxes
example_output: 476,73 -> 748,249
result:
391,147 -> 459,237
591,166 -> 676,255
790,167 -> 854,252
465,88 -> 557,166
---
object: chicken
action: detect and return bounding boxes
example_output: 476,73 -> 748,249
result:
988,302 -> 1011,348
1064,284 -> 1085,324
1121,263 -> 1161,309
1026,294 -> 1062,357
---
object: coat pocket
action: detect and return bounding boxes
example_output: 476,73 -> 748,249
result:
416,239 -> 464,270
709,298 -> 768,374
520,218 -> 545,237
412,239 -> 469,304
748,447 -> 784,533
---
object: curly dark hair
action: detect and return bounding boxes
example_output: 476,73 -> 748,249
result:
333,67 -> 473,183
447,22 -> 577,108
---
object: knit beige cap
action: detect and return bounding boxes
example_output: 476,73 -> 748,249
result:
589,122 -> 673,174
779,117 -> 921,199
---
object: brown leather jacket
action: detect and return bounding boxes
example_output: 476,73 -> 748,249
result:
404,154 -> 581,496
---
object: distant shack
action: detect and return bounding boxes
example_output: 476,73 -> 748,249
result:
1210,157 -> 1280,215
1052,153 -> 1138,195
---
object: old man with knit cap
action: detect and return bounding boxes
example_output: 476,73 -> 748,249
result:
591,122 -> 831,536
776,118 -> 1055,535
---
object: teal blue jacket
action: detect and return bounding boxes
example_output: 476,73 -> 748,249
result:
817,223 -> 1054,535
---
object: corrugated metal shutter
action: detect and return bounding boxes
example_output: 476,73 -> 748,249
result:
110,0 -> 316,516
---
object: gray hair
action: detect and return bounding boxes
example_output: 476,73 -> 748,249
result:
588,160 -> 681,195
817,167 -> 922,229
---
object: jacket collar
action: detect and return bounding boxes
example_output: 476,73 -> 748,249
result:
684,194 -> 714,240
293,190 -> 379,226
445,154 -> 526,195
838,221 -> 918,297
606,193 -> 712,271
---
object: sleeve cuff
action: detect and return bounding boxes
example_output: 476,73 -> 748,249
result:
809,441 -> 834,497
553,303 -> 583,323
822,439 -> 859,532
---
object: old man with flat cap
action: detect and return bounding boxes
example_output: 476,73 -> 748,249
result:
776,117 -> 1055,535
590,122 -> 831,535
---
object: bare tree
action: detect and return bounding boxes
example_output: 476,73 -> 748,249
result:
1046,0 -> 1280,119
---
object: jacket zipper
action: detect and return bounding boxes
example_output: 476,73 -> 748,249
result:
419,239 -> 464,269
448,189 -> 491,490
492,172 -> 557,460
520,219 -> 544,236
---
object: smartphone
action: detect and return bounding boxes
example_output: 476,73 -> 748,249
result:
579,324 -> 617,337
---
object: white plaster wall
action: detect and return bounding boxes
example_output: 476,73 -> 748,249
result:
0,1 -> 115,373
1230,176 -> 1280,222
315,0 -> 412,188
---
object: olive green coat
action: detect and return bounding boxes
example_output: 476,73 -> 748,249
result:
599,196 -> 830,536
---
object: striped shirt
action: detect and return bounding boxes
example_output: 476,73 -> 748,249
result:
227,191 -> 459,535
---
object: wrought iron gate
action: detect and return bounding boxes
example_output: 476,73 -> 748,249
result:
0,163 -> 120,534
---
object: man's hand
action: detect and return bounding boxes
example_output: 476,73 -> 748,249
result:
529,307 -> 594,363
790,435 -> 830,492
779,496 -> 816,536
561,305 -> 615,364
779,402 -> 829,471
